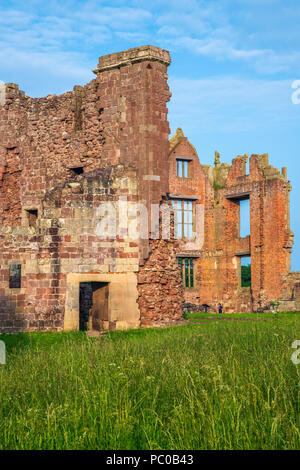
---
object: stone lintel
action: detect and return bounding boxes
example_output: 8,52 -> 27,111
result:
224,191 -> 251,200
143,175 -> 161,181
235,250 -> 251,257
175,156 -> 194,161
176,253 -> 199,258
168,193 -> 201,200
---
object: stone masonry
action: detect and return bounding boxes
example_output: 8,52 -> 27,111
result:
0,45 -> 297,333
168,128 -> 296,313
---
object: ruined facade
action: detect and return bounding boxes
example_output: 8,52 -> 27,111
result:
168,129 -> 295,313
0,45 -> 297,333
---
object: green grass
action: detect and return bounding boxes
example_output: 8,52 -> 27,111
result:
185,312 -> 300,321
0,317 -> 300,450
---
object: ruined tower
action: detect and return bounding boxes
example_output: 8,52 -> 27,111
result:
0,46 -> 183,332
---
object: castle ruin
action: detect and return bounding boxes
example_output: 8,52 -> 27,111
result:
0,45 -> 298,333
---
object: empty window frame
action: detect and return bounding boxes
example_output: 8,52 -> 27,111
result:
176,159 -> 189,178
9,264 -> 21,289
171,199 -> 193,239
178,257 -> 194,288
239,198 -> 250,238
241,256 -> 251,287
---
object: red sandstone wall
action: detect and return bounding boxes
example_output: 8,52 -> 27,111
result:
0,45 -> 293,330
168,141 -> 292,313
168,135 -> 215,307
168,138 -> 205,198
96,47 -> 171,209
0,46 -> 184,332
138,236 -> 184,326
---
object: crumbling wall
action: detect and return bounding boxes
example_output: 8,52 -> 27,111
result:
0,44 -> 294,331
168,128 -> 293,313
0,46 -> 184,332
0,147 -> 22,225
0,165 -> 140,332
138,238 -> 184,327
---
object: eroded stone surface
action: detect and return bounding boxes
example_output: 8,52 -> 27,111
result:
0,45 -> 297,332
0,46 -> 182,332
168,128 -> 295,313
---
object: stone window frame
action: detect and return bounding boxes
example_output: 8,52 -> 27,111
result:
240,256 -> 252,289
178,257 -> 195,288
176,159 -> 189,178
224,191 -> 251,239
235,254 -> 252,289
175,157 -> 193,179
171,199 -> 195,239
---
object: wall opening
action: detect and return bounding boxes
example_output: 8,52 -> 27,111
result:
176,159 -> 190,178
26,209 -> 38,228
178,257 -> 194,288
245,158 -> 250,175
239,198 -> 250,238
171,200 -> 194,239
9,264 -> 21,289
79,282 -> 109,331
70,167 -> 84,176
64,273 -> 140,332
241,256 -> 251,287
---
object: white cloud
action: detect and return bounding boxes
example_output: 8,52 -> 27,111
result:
0,47 -> 93,91
160,31 -> 300,74
0,3 -> 153,94
154,0 -> 300,75
1,0 -> 300,97
168,76 -> 298,133
77,6 -> 152,24
116,31 -> 149,42
156,12 -> 210,36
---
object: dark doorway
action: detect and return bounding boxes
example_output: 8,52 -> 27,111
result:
79,282 -> 109,331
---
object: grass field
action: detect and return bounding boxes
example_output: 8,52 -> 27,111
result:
0,315 -> 300,450
184,312 -> 300,321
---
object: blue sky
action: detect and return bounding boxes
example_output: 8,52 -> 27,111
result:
0,0 -> 299,269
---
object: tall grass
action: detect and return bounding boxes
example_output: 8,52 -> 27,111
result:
0,318 -> 300,450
